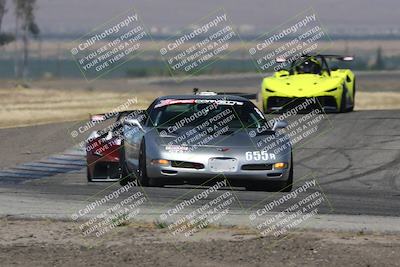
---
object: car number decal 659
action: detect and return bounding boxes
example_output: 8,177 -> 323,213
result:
245,151 -> 276,161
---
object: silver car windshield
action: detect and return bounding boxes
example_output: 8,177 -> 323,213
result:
147,100 -> 267,130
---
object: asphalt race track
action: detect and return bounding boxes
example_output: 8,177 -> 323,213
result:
0,109 -> 399,219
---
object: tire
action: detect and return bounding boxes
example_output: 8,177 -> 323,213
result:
119,142 -> 135,186
348,80 -> 356,112
86,166 -> 92,182
137,139 -> 150,187
137,139 -> 164,187
340,84 -> 348,113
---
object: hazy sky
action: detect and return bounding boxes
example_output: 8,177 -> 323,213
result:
2,0 -> 399,34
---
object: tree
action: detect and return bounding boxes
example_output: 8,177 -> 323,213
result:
13,0 -> 39,78
0,0 -> 6,31
0,0 -> 15,46
373,46 -> 385,70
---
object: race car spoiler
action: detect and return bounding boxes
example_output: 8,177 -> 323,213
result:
193,88 -> 258,100
90,109 -> 146,122
276,54 -> 354,63
319,54 -> 354,61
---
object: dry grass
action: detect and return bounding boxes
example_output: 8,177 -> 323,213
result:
355,92 -> 400,110
0,86 -> 155,128
1,85 -> 399,129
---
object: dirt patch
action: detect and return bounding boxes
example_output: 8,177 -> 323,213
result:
0,218 -> 399,266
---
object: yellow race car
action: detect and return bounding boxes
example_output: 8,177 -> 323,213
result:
261,54 -> 355,113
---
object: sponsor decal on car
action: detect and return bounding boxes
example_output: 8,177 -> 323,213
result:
155,99 -> 196,108
155,98 -> 244,108
245,151 -> 276,161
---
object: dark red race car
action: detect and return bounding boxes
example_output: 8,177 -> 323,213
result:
86,110 -> 145,182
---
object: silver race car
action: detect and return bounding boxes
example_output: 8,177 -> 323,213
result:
120,91 -> 293,191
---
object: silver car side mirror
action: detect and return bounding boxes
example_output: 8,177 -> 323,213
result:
272,120 -> 288,131
124,118 -> 144,131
